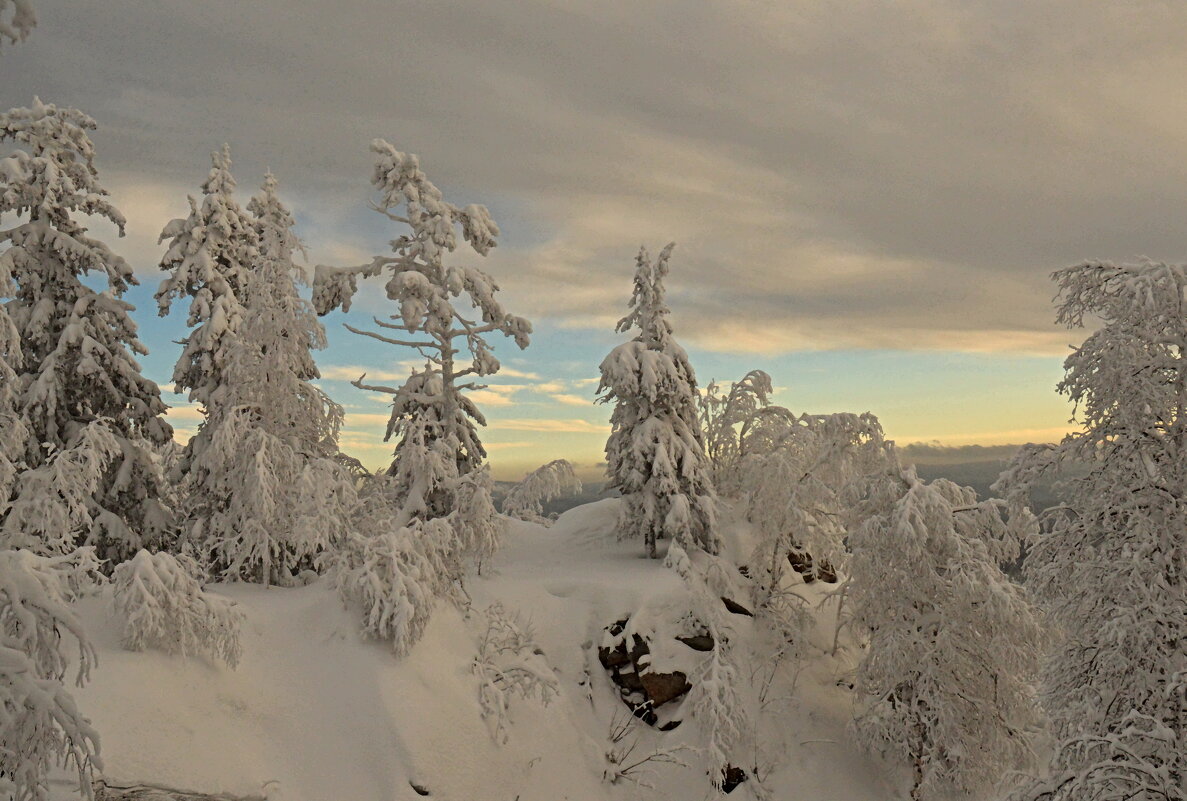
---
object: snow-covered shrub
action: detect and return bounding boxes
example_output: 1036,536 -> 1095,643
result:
997,260 -> 1187,801
471,602 -> 558,744
664,543 -> 752,789
0,0 -> 34,47
0,99 -> 173,560
849,468 -> 1042,801
597,244 -> 718,558
335,525 -> 440,658
314,143 -> 528,576
112,549 -> 243,668
501,459 -> 581,524
0,547 -> 102,801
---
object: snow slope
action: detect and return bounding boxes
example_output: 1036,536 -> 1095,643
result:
61,499 -> 896,801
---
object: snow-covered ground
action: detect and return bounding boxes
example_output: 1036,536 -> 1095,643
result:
60,499 -> 896,801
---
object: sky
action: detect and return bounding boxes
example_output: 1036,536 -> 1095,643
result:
6,0 -> 1187,479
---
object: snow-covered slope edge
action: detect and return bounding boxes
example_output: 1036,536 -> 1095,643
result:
65,499 -> 894,801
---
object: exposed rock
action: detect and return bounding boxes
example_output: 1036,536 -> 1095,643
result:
639,670 -> 692,706
788,549 -> 838,583
720,596 -> 754,617
410,782 -> 431,796
721,765 -> 748,793
676,634 -> 714,651
598,617 -> 694,725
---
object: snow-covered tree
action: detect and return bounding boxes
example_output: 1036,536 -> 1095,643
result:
997,261 -> 1187,801
156,144 -> 258,415
0,547 -> 102,801
3,421 -> 121,555
0,0 -> 34,48
182,175 -> 355,585
0,249 -> 26,504
849,467 -> 1042,801
112,549 -> 242,667
697,369 -> 789,492
597,243 -> 718,558
501,459 -> 581,524
0,99 -> 173,561
740,412 -> 894,596
314,141 -> 530,574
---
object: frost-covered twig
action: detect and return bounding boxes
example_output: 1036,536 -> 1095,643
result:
472,603 -> 558,744
601,708 -> 693,789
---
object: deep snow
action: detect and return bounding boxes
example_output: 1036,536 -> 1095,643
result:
57,499 -> 897,801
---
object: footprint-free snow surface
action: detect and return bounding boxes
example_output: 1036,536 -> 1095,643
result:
61,499 -> 896,800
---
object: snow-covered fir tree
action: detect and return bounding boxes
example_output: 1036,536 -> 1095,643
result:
0,547 -> 102,801
501,459 -> 581,524
0,0 -> 34,48
0,252 -> 26,504
0,99 -> 173,561
997,261 -> 1187,801
155,146 -> 260,551
156,144 -> 258,413
314,141 -> 531,582
849,466 -> 1042,801
597,243 -> 718,558
183,174 -> 355,585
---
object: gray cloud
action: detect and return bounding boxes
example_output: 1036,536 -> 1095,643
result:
7,0 -> 1187,353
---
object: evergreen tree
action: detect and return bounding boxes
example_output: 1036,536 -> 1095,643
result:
314,141 -> 530,575
155,146 -> 260,550
155,144 -> 258,413
187,174 -> 355,584
997,261 -> 1187,801
0,99 -> 172,560
597,244 -> 718,558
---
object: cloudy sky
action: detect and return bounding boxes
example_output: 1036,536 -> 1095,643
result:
7,0 -> 1186,478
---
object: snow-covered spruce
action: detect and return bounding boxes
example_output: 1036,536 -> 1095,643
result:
0,100 -> 173,561
3,420 -> 121,555
156,144 -> 259,414
996,261 -> 1187,801
501,459 -> 582,524
597,244 -> 718,558
0,0 -> 34,48
182,175 -> 356,585
112,549 -> 242,667
0,259 -> 27,505
849,467 -> 1042,801
314,142 -> 531,578
0,547 -> 102,801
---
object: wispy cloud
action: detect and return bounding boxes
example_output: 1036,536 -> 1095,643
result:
496,418 -> 609,434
